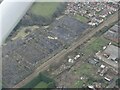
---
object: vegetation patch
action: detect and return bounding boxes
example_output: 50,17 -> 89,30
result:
72,62 -> 107,88
34,82 -> 48,88
116,78 -> 120,87
74,80 -> 84,88
30,2 -> 61,18
22,73 -> 55,88
74,14 -> 88,23
83,37 -> 110,55
75,62 -> 95,76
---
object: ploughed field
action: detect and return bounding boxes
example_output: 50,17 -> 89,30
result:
2,16 -> 89,88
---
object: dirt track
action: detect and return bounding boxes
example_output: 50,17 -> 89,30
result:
13,12 -> 118,88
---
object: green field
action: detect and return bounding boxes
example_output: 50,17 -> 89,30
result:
34,82 -> 48,88
30,2 -> 61,18
74,14 -> 88,23
78,63 -> 94,75
74,80 -> 84,88
83,37 -> 110,55
22,73 -> 55,88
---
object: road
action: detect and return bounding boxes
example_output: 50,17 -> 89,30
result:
13,12 -> 118,88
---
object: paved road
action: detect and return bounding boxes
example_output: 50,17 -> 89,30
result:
13,12 -> 118,88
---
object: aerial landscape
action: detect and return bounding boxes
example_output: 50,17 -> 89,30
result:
1,1 -> 120,89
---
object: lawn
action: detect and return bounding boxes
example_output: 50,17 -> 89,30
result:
30,2 -> 61,18
73,63 -> 94,87
75,62 -> 95,76
74,14 -> 88,23
72,62 -> 96,88
22,73 -> 55,88
34,82 -> 48,88
74,80 -> 84,88
83,37 -> 110,55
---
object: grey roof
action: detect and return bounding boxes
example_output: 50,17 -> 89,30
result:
103,45 -> 120,60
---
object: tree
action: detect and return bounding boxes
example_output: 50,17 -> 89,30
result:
116,78 -> 120,87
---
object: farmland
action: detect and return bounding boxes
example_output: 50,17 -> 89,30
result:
2,16 -> 89,88
2,1 -> 119,89
49,19 -> 118,88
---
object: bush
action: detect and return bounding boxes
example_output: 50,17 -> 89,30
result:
116,78 -> 120,87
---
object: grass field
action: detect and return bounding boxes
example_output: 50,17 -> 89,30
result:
34,81 -> 48,88
74,14 -> 88,23
22,73 -> 55,88
83,37 -> 110,55
30,2 -> 61,18
77,63 -> 94,75
74,80 -> 84,88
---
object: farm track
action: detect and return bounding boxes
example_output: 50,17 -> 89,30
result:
13,12 -> 118,88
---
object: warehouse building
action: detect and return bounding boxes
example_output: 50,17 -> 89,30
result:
102,45 -> 119,61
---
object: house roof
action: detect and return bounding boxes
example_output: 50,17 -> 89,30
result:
103,45 -> 120,60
